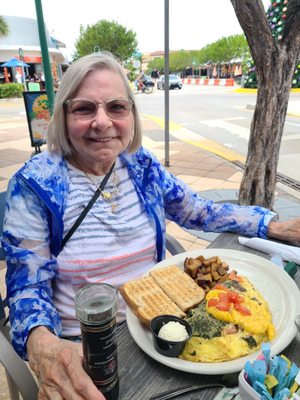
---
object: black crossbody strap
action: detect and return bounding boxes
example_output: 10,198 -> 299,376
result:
59,162 -> 115,253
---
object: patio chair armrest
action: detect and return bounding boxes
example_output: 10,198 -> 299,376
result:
0,327 -> 38,400
166,233 -> 185,255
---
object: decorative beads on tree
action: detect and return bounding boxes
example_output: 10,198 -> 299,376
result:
244,61 -> 258,89
244,0 -> 299,89
267,0 -> 288,41
292,64 -> 300,89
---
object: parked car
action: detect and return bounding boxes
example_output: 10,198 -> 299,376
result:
157,74 -> 182,90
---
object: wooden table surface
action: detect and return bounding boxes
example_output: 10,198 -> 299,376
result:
116,233 -> 300,399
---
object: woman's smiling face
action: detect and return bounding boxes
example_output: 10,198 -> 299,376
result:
66,69 -> 134,175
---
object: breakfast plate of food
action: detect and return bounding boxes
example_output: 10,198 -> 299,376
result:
122,249 -> 300,374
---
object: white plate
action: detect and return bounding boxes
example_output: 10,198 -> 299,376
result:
126,249 -> 300,374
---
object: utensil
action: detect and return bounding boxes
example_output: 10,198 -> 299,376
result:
149,373 -> 239,400
295,314 -> 300,340
149,383 -> 225,400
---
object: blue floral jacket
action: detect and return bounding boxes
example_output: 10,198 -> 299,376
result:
2,147 -> 275,359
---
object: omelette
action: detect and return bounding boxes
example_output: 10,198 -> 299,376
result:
180,271 -> 275,363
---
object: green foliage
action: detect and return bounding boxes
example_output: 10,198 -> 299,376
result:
0,16 -> 9,36
123,62 -> 136,82
0,83 -> 24,98
147,57 -> 165,73
200,34 -> 249,64
147,34 -> 249,75
74,20 -> 138,62
170,50 -> 192,73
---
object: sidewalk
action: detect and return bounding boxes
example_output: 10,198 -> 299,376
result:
1,106 -> 300,399
141,116 -> 300,244
245,99 -> 300,118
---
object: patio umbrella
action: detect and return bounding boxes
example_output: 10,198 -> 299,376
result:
1,57 -> 29,68
1,58 -> 29,88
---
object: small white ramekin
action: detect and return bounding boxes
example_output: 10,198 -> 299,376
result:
238,370 -> 261,400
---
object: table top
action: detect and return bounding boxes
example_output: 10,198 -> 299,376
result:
116,233 -> 300,399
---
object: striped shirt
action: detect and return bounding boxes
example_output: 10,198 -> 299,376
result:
54,158 -> 156,336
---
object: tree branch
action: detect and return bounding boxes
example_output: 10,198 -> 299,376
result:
230,0 -> 275,68
281,0 -> 300,58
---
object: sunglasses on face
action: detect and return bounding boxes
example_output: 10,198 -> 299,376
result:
64,98 -> 133,120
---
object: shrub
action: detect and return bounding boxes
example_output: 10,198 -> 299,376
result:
0,83 -> 24,98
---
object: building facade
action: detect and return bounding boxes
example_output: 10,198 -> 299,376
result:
0,15 -> 68,85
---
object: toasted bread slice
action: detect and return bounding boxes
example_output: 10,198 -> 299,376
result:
120,276 -> 185,326
150,265 -> 205,312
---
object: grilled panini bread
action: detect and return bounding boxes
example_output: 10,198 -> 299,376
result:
150,265 -> 205,312
120,276 -> 185,326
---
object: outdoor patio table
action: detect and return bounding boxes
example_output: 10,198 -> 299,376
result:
116,232 -> 300,399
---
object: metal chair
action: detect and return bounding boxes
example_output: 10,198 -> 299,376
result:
0,191 -> 39,400
166,233 -> 186,255
0,304 -> 39,400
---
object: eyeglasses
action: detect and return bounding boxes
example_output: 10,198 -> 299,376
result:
64,98 -> 133,120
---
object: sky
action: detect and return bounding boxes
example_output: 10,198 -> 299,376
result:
2,0 -> 271,60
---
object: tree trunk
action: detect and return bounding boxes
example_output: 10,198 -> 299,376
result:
239,53 -> 293,209
230,0 -> 300,209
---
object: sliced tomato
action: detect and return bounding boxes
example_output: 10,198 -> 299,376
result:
207,298 -> 219,307
228,271 -> 243,282
215,301 -> 230,311
207,297 -> 230,311
214,284 -> 230,292
228,291 -> 244,304
228,291 -> 238,302
235,295 -> 244,304
234,303 -> 251,315
208,289 -> 249,314
218,292 -> 229,301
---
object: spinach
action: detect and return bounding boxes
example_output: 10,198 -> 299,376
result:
242,336 -> 257,348
184,302 -> 227,339
224,280 -> 246,292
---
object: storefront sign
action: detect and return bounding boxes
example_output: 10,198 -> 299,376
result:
23,56 -> 42,63
23,91 -> 50,149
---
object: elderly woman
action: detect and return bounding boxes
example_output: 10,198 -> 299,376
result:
2,52 -> 300,400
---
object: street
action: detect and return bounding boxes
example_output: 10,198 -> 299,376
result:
135,85 -> 300,186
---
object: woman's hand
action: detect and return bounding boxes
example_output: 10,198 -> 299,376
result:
27,326 -> 105,400
268,217 -> 300,243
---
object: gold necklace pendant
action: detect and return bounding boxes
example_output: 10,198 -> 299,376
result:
85,167 -> 118,213
100,190 -> 112,200
111,203 -> 118,214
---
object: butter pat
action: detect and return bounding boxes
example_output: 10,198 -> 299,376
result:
158,321 -> 188,341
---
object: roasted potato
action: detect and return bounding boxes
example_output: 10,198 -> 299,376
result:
184,255 -> 230,292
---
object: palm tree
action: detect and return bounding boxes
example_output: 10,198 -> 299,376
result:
0,16 -> 9,36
